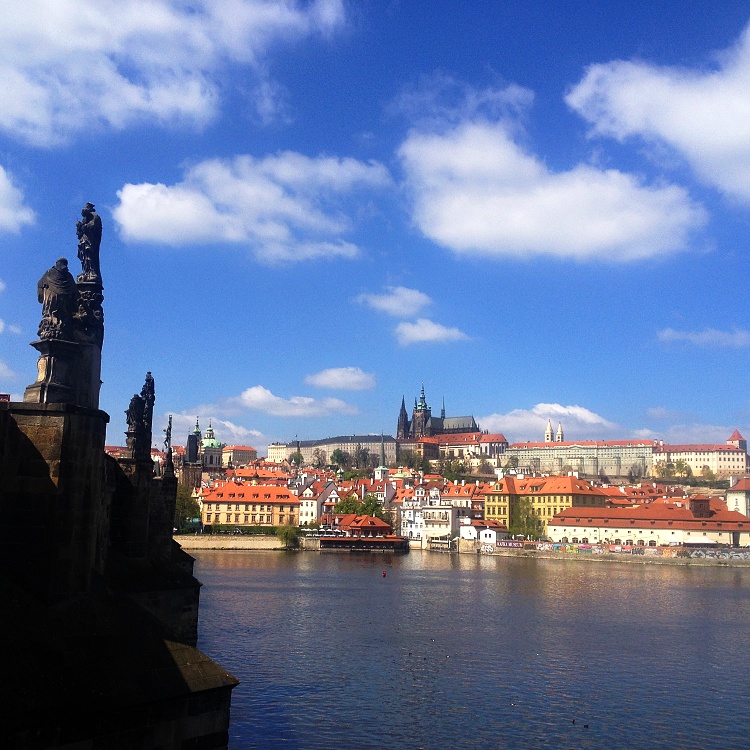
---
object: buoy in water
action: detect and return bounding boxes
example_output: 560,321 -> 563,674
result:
382,570 -> 387,578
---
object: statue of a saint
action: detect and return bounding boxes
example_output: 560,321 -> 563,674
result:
36,258 -> 79,340
125,394 -> 145,432
76,202 -> 102,283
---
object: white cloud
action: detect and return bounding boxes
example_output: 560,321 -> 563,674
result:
657,327 -> 750,347
399,118 -> 706,261
0,360 -> 17,380
478,403 -> 618,442
0,320 -> 22,335
356,286 -> 431,317
0,166 -> 35,232
114,152 -> 390,262
304,367 -> 375,390
567,24 -> 750,203
165,413 -> 262,447
234,385 -> 357,417
394,318 -> 469,346
0,0 -> 345,145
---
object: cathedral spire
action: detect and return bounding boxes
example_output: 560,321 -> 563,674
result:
544,419 -> 553,443
556,421 -> 564,443
441,396 -> 446,420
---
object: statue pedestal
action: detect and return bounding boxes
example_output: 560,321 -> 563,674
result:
24,338 -> 82,405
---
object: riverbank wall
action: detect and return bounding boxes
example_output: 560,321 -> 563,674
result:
177,534 -> 750,566
176,534 -> 284,550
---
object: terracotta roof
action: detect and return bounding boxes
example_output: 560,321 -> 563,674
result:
729,477 -> 750,491
728,429 -> 745,441
202,482 -> 299,505
552,500 -> 747,530
511,440 -> 657,449
655,444 -> 744,453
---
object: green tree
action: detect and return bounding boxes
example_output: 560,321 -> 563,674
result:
289,451 -> 304,466
509,497 -> 538,539
277,523 -> 300,549
654,460 -> 676,479
399,449 -> 415,469
334,494 -> 362,514
174,484 -> 200,531
701,465 -> 716,482
330,449 -> 351,469
312,448 -> 327,469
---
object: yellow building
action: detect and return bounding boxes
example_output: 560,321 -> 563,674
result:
484,475 -> 605,537
200,481 -> 299,528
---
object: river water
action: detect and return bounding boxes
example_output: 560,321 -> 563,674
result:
193,550 -> 750,749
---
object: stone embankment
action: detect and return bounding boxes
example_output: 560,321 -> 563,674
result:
176,534 -> 284,550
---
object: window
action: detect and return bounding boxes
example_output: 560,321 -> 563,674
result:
206,513 -> 212,522
244,515 -> 249,523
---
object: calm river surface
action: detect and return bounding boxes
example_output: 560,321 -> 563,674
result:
194,551 -> 750,749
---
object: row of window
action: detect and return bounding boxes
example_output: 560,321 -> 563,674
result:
204,513 -> 295,524
205,503 -> 295,512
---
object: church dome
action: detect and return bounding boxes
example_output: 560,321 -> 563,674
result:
201,420 -> 222,449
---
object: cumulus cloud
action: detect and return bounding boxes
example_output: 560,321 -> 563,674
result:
657,327 -> 750,347
567,24 -> 750,203
114,152 -> 390,262
0,166 -> 35,232
356,286 -> 431,318
478,403 -> 618,442
399,117 -> 706,262
394,318 -> 469,346
165,413 -> 262,449
232,385 -> 357,417
0,0 -> 345,145
304,367 -> 375,390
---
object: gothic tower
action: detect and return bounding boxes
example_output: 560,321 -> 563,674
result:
397,396 -> 410,439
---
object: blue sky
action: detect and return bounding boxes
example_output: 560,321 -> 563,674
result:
2,0 -> 750,455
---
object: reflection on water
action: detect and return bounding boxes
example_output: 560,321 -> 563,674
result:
195,551 -> 750,750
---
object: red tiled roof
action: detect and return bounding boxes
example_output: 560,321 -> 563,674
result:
511,440 -> 657,449
728,429 -> 745,441
551,500 -> 747,530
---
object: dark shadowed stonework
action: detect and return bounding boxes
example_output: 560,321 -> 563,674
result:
0,206 -> 237,749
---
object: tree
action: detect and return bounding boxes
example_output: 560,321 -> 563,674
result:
508,497 -> 538,539
353,445 -> 369,469
312,448 -> 327,469
333,493 -> 389,523
330,449 -> 351,469
654,460 -> 676,479
476,460 -> 494,475
277,523 -> 300,549
701,465 -> 717,482
289,451 -> 304,466
334,495 -> 362,514
504,456 -> 518,470
399,450 -> 415,469
174,484 -> 200,531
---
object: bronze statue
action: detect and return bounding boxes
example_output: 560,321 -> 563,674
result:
76,202 -> 102,283
36,258 -> 79,340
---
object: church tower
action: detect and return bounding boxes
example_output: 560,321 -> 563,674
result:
556,421 -> 564,442
544,419 -> 553,443
411,384 -> 432,438
397,396 -> 410,439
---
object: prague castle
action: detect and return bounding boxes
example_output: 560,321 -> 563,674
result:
397,385 -> 479,439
